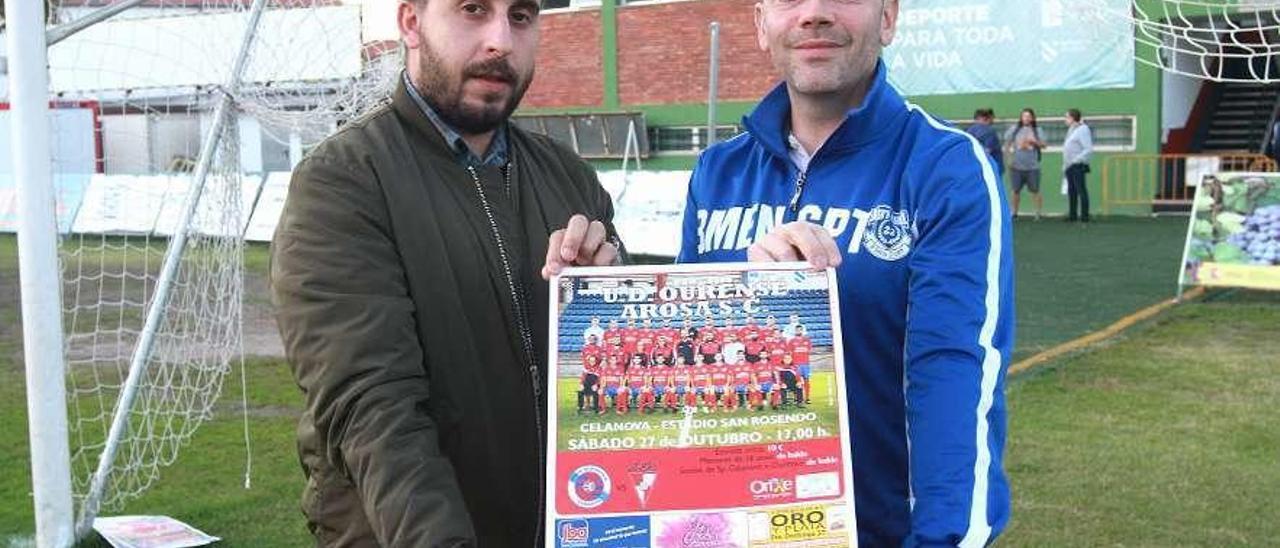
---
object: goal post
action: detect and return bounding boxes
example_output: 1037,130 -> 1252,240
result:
8,0 -> 75,545
10,0 -> 396,543
72,0 -> 270,537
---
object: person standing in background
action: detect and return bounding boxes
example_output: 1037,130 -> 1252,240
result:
966,108 -> 1003,178
1004,108 -> 1046,220
1267,118 -> 1280,165
1062,108 -> 1094,223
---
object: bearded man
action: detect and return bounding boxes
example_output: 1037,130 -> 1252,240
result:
270,0 -> 622,545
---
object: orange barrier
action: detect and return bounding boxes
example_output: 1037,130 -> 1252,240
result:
1101,153 -> 1277,215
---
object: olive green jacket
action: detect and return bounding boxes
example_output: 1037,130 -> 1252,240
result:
271,80 -> 620,547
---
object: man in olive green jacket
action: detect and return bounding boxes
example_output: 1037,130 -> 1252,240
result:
270,1 -> 621,545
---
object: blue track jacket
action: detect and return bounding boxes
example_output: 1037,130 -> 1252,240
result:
678,62 -> 1013,546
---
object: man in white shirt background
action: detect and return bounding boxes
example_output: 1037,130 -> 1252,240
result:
583,316 -> 605,343
722,333 -> 745,365
782,313 -> 805,340
1063,108 -> 1094,223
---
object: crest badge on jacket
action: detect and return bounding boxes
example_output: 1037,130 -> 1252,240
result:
862,205 -> 913,262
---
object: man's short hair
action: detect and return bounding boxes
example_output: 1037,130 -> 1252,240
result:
973,108 -> 994,120
1067,108 -> 1082,122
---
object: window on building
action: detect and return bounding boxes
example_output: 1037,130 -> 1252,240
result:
647,125 -> 743,155
542,0 -> 600,10
511,112 -> 648,159
1086,117 -> 1138,150
261,131 -> 293,173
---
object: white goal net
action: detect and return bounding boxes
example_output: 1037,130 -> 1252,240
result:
1083,0 -> 1280,82
9,0 -> 402,536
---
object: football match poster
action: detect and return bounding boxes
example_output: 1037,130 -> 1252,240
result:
545,263 -> 857,548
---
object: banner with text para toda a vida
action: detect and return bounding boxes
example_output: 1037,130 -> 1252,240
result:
884,0 -> 1134,95
546,263 -> 856,548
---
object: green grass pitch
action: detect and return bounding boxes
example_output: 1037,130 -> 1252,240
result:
2,218 -> 1279,545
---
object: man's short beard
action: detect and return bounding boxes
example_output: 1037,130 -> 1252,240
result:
414,37 -> 532,135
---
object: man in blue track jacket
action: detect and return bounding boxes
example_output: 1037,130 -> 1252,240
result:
677,0 -> 1014,545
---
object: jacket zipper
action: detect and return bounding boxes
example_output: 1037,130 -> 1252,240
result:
788,168 -> 809,213
466,164 -> 545,547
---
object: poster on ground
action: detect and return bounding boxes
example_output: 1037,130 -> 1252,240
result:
1180,172 -> 1280,291
93,515 -> 219,548
546,263 -> 856,548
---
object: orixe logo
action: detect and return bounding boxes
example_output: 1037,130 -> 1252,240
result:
748,477 -> 794,500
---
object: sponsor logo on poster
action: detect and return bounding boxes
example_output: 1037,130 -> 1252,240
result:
749,505 -> 852,543
795,471 -> 840,500
597,519 -> 649,548
557,519 -> 590,548
767,506 -> 828,541
748,477 -> 794,502
568,465 -> 613,509
826,505 -> 851,533
654,513 -> 747,548
558,516 -> 651,548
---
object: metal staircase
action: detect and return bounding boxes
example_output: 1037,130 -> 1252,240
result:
1197,81 -> 1280,153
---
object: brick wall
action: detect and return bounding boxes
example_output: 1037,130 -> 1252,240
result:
523,9 -> 605,108
521,0 -> 777,110
617,0 -> 776,105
